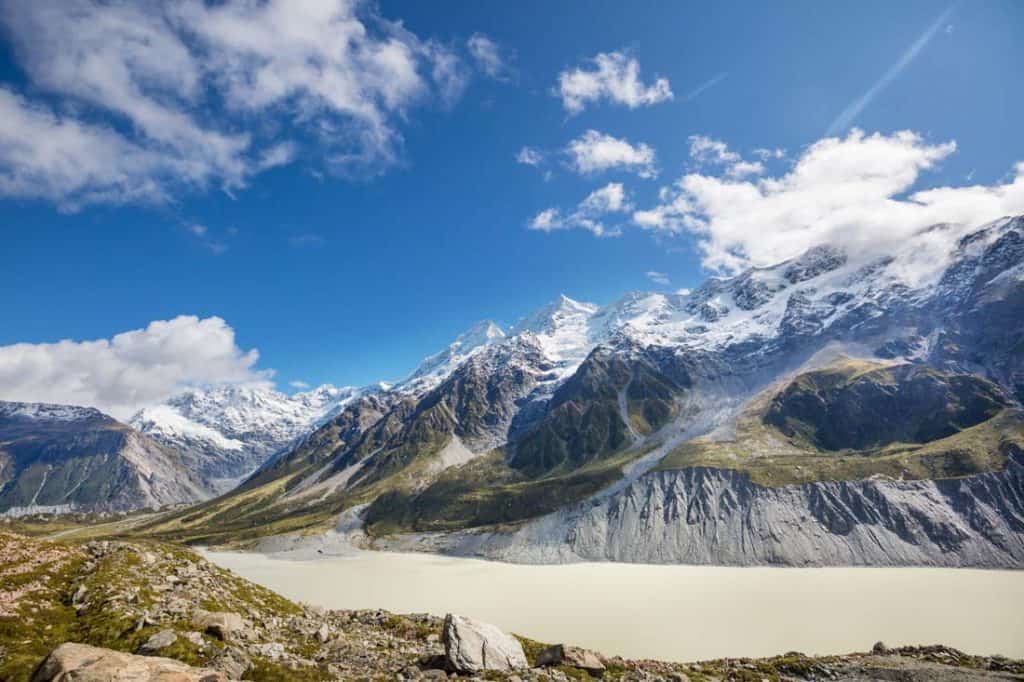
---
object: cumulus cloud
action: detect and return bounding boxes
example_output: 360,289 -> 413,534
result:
516,147 -> 544,166
529,183 -> 631,237
467,33 -> 512,80
726,160 -> 765,179
566,130 -> 657,178
646,271 -> 670,286
0,316 -> 271,420
688,135 -> 740,165
0,88 -> 182,210
557,51 -> 672,114
0,0 -> 464,208
633,129 -> 1024,276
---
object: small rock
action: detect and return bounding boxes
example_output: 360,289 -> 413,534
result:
400,665 -> 423,680
420,671 -> 449,681
536,644 -> 606,674
183,631 -> 205,647
211,646 -> 251,680
442,613 -> 527,673
137,629 -> 177,654
257,642 -> 286,661
31,642 -> 226,682
316,623 -> 331,642
193,611 -> 245,640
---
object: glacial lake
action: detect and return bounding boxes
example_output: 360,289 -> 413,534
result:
201,549 -> 1024,662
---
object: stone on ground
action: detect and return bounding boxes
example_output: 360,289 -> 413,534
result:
31,642 -> 226,681
442,613 -> 527,673
536,643 -> 606,673
192,611 -> 245,640
137,629 -> 178,654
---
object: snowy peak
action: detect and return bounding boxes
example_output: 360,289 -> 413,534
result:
0,401 -> 110,424
402,320 -> 507,392
512,294 -> 598,336
130,383 -> 360,491
509,294 -> 600,366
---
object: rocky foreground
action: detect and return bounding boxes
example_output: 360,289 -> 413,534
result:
0,532 -> 1021,681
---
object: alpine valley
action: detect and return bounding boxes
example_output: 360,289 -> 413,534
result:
87,214 -> 1020,569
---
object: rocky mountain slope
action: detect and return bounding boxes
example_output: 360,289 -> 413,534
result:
2,532 -> 1021,681
0,402 -> 209,515
142,215 -> 1024,567
130,384 -> 360,493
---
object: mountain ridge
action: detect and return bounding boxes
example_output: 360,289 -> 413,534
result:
0,400 -> 209,515
135,215 -> 1024,568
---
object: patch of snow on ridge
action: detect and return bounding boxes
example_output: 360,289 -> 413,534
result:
133,384 -> 360,452
0,401 -> 106,422
511,294 -> 598,365
399,321 -> 507,394
131,404 -> 245,451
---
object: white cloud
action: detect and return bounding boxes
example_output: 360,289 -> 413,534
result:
753,147 -> 786,161
529,182 -> 631,238
467,33 -> 511,80
0,0 -> 464,207
675,287 -> 692,296
566,130 -> 657,178
827,5 -> 954,136
726,160 -> 765,179
529,208 -> 563,232
557,51 -> 672,114
689,135 -> 765,180
646,271 -> 670,286
185,222 -> 229,254
0,316 -> 270,420
289,380 -> 311,389
0,88 -> 183,209
516,147 -> 544,166
633,129 -> 1024,278
688,135 -> 740,165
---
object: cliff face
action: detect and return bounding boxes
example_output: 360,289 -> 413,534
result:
387,449 -> 1024,568
0,402 -> 209,514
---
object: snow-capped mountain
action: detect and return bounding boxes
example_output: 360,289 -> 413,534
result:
130,384 -> 360,493
167,214 -> 1024,569
0,401 -> 209,515
398,321 -> 506,395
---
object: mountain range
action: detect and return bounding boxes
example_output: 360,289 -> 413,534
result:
136,215 -> 1024,567
4,215 -> 1024,567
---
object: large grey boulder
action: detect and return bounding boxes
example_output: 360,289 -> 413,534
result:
442,613 -> 527,673
32,642 -> 226,681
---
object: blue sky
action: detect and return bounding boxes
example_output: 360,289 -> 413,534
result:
1,0 -> 1023,406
